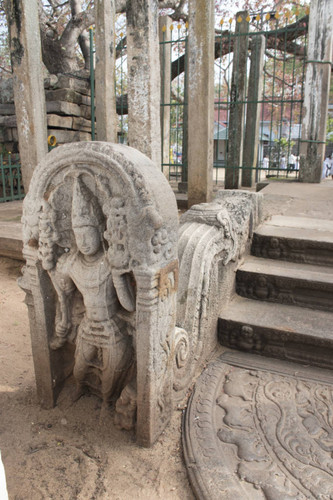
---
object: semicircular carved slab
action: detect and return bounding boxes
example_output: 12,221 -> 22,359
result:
183,352 -> 333,499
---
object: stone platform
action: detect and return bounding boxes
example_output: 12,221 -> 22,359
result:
183,351 -> 333,499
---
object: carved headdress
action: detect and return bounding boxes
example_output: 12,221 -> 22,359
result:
71,175 -> 104,229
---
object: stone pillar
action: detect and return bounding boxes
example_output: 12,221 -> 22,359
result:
180,34 -> 189,191
159,16 -> 172,179
225,12 -> 249,189
7,0 -> 48,190
187,0 -> 215,208
95,0 -> 117,142
242,35 -> 265,187
126,0 -> 161,167
299,0 -> 333,183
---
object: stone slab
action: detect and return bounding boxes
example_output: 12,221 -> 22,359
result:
46,101 -> 90,119
47,129 -> 91,144
218,296 -> 333,368
183,351 -> 333,499
252,220 -> 333,267
254,225 -> 333,244
239,255 -> 333,283
45,88 -> 91,106
0,222 -> 23,260
264,215 -> 333,232
237,256 -> 333,312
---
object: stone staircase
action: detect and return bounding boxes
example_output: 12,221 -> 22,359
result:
218,215 -> 333,368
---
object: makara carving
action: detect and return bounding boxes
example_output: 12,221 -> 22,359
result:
20,142 -> 178,446
174,191 -> 262,401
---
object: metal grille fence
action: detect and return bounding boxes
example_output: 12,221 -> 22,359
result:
87,8 -> 310,188
214,9 -> 309,186
160,23 -> 188,183
0,153 -> 24,202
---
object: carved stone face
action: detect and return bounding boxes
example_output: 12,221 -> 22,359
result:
73,226 -> 101,255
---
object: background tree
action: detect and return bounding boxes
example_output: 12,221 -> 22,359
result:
0,0 -> 312,80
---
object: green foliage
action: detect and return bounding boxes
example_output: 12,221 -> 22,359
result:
271,137 -> 295,161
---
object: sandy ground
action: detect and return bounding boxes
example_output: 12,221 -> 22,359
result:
0,257 -> 194,500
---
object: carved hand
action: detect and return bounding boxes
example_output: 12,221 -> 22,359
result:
55,321 -> 71,336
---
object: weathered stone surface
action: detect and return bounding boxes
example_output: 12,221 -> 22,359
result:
0,78 -> 14,104
187,0 -> 215,206
50,75 -> 91,95
71,117 -> 92,133
236,255 -> 333,312
219,296 -> 333,369
20,142 -> 179,447
219,211 -> 333,373
48,115 -> 91,132
126,0 -> 161,167
252,216 -> 333,267
225,12 -> 249,189
8,0 -> 48,189
94,0 -> 117,142
0,104 -> 15,116
45,88 -> 89,106
241,34 -> 265,188
183,351 -> 333,499
0,115 -> 17,127
47,115 -> 73,129
299,0 -> 333,182
46,101 -> 87,118
174,190 -> 262,401
47,129 -> 91,144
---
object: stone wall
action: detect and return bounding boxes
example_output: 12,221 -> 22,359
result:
0,74 -> 93,153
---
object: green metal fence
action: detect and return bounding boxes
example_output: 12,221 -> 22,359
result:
88,8 -> 309,187
160,23 -> 188,183
214,8 -> 309,184
0,153 -> 24,202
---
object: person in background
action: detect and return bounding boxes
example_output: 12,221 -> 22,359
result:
288,153 -> 296,170
280,155 -> 286,170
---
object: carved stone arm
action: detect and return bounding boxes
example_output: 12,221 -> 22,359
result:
48,267 -> 76,348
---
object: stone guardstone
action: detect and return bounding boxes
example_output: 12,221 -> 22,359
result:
19,142 -> 179,447
183,350 -> 333,499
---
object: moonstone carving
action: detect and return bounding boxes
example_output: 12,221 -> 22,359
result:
19,142 -> 178,446
183,352 -> 333,499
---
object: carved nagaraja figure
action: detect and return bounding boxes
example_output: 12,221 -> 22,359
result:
21,142 -> 179,446
40,175 -> 135,409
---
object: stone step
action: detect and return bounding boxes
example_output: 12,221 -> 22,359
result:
252,215 -> 333,267
236,255 -> 333,312
218,296 -> 333,369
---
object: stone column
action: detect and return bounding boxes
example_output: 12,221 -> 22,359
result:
242,35 -> 265,187
126,0 -> 161,167
7,0 -> 48,190
159,16 -> 172,179
187,0 -> 215,208
95,0 -> 117,142
225,12 -> 249,189
299,0 -> 333,183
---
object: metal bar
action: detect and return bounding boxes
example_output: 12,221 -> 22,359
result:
89,27 -> 95,141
